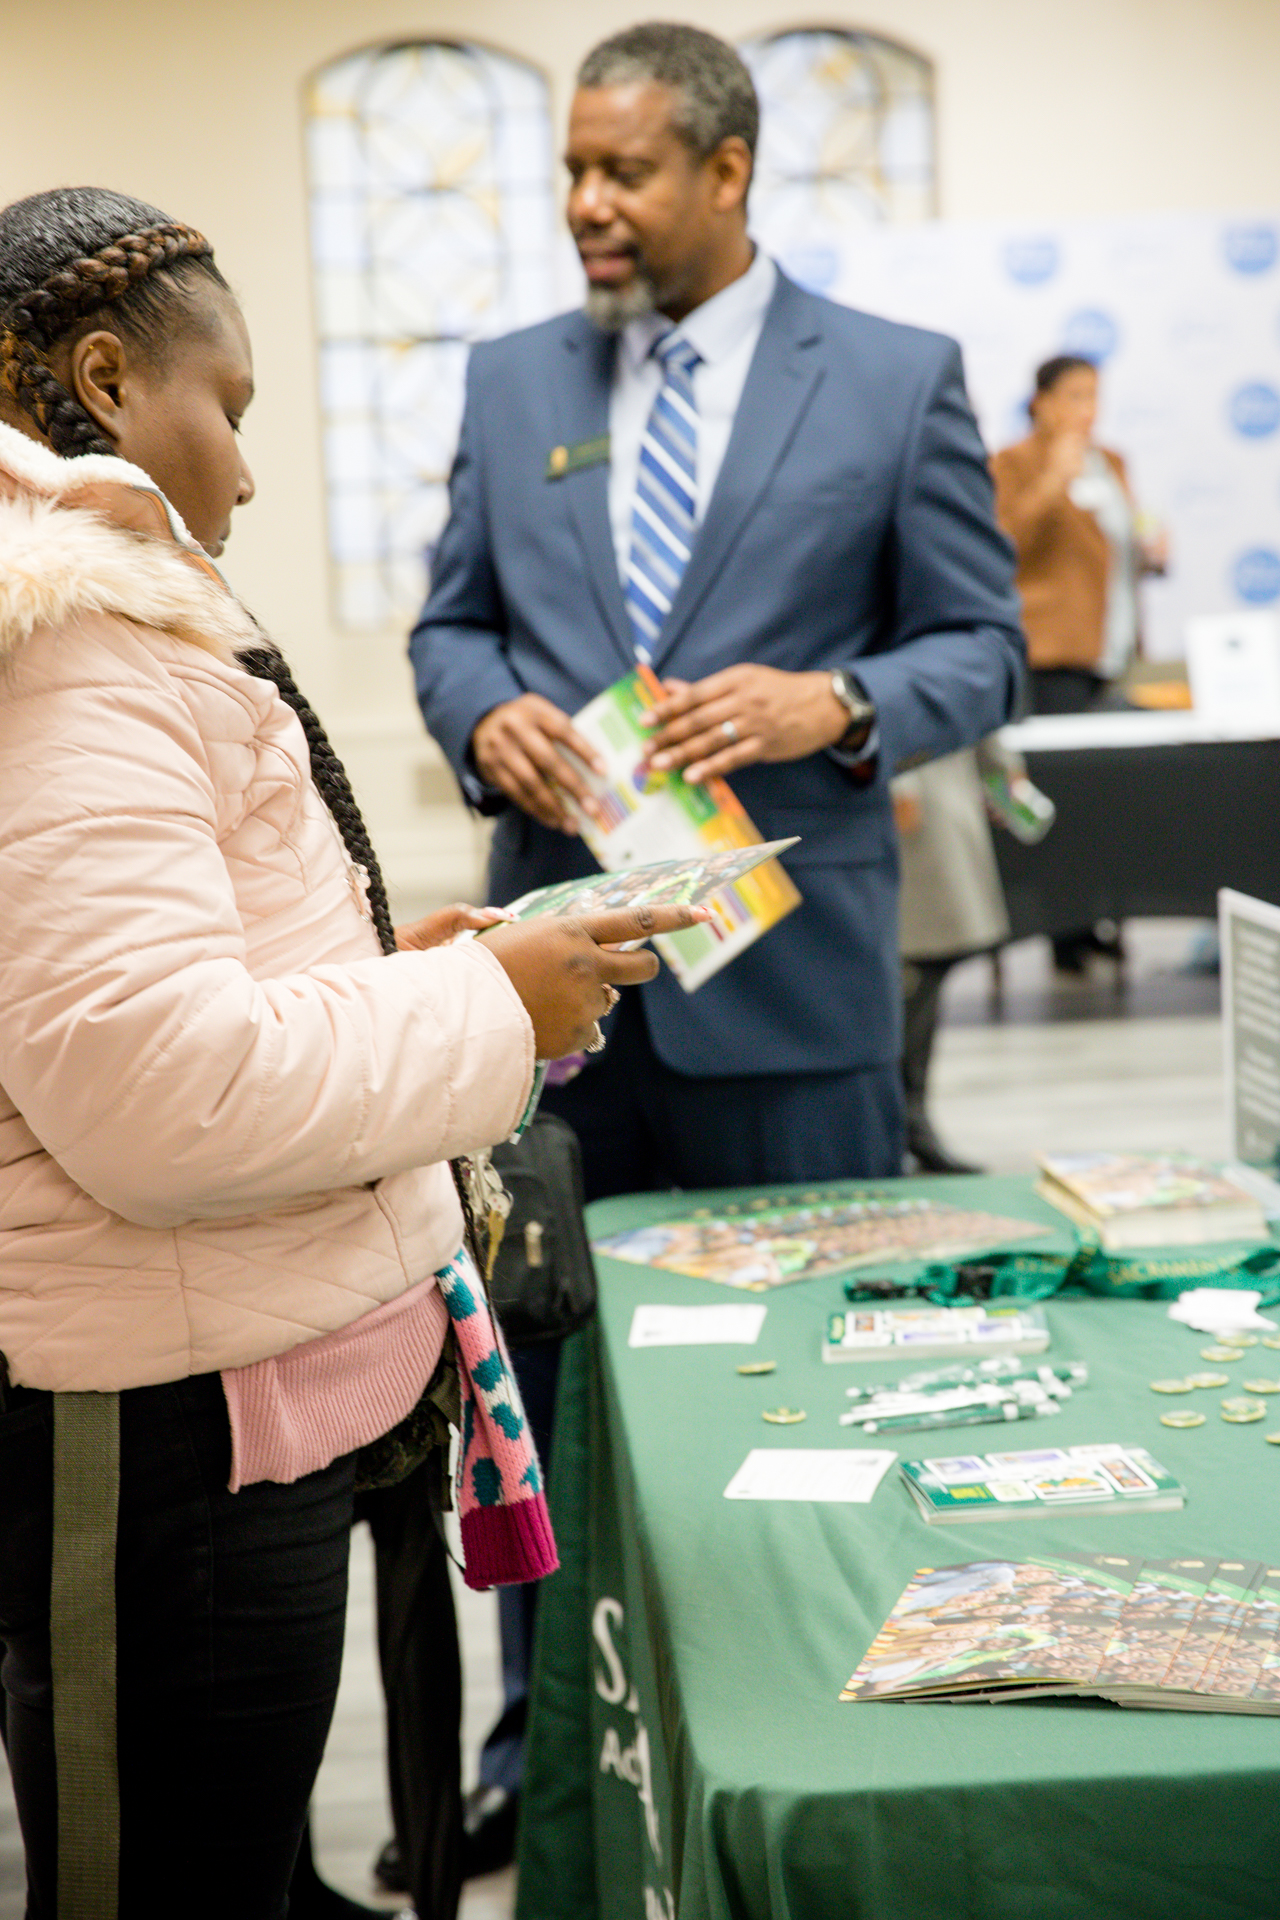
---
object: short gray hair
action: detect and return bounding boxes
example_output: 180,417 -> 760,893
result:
577,22 -> 759,161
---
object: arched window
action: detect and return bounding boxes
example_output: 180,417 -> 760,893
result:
305,42 -> 556,628
739,29 -> 936,292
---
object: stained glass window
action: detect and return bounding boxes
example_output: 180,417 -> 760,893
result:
740,29 -> 936,290
305,42 -> 556,629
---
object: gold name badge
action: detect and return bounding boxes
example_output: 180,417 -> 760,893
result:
546,435 -> 611,480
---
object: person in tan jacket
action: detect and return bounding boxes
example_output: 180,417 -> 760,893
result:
991,355 -> 1166,717
0,186 -> 700,1920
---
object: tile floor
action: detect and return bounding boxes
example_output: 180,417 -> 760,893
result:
0,922 -> 1226,1918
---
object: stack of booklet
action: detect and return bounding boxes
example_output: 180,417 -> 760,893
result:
898,1443 -> 1185,1523
841,1552 -> 1280,1712
824,1302 -> 1050,1363
1037,1152 -> 1267,1250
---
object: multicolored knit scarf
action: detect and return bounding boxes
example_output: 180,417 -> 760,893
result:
436,1248 -> 559,1590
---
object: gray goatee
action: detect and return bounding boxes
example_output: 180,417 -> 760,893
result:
584,267 -> 659,333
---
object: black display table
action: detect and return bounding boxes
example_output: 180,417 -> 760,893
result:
993,715 -> 1280,940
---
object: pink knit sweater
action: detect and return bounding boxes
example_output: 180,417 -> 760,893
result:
221,1276 -> 449,1492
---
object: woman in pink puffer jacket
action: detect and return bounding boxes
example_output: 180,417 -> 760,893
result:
0,187 -> 693,1920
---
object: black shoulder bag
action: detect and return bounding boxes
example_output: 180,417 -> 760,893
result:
486,1113 -> 599,1347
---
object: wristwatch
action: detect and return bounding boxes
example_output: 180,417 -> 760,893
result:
830,669 -> 877,750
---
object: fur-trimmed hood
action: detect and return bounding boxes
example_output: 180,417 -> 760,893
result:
0,419 -> 258,664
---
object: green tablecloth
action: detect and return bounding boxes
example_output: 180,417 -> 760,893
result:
516,1175 -> 1280,1920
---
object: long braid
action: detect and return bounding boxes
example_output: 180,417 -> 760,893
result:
0,222 -> 213,458
0,207 -> 396,955
237,647 -> 398,958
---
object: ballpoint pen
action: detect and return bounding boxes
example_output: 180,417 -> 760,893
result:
839,1399 -> 1062,1435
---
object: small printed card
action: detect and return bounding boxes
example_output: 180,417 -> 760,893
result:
723,1448 -> 897,1503
627,1303 -> 768,1348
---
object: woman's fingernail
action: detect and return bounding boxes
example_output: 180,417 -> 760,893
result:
650,752 -> 670,771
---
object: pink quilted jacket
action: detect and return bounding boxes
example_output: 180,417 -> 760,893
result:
0,423 -> 535,1392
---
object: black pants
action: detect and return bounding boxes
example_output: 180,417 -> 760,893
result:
0,1372 -> 354,1920
357,1468 -> 463,1918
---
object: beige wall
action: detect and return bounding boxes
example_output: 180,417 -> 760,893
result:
3,0 -> 1278,909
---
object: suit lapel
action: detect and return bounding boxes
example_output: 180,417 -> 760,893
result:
556,322 -> 634,671
650,275 -> 824,673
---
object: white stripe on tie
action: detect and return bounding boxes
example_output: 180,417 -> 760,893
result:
626,332 -> 700,662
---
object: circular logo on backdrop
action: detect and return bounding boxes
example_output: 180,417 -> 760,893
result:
1003,236 -> 1059,286
1230,382 -> 1280,437
1234,549 -> 1280,604
1224,224 -> 1279,275
1060,309 -> 1119,362
778,245 -> 839,294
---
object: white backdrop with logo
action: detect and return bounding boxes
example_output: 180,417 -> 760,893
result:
746,209 -> 1280,660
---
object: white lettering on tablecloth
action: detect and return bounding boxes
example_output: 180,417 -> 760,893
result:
592,1589 -> 672,1914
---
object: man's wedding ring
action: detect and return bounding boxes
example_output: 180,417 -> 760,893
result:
721,719 -> 738,742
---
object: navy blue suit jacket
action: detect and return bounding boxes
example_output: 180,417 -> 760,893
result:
410,270 -> 1024,1077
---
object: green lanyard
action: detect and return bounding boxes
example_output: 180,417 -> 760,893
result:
909,1242 -> 1280,1307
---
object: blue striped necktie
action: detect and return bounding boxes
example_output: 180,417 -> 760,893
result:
625,332 -> 702,662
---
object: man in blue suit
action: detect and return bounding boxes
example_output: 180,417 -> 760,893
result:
412,21 -> 1023,1203
409,25 -> 1023,1865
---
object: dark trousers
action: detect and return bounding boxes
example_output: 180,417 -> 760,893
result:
0,1372 -> 354,1920
477,991 -> 904,1792
357,1468 -> 463,1918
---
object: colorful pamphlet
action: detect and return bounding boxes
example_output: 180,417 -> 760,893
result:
1037,1152 -> 1267,1250
841,1552 -> 1280,1713
825,1304 -> 1050,1364
504,842 -> 797,928
898,1443 -> 1185,1524
558,665 -> 801,991
841,1554 -> 1138,1702
592,1196 -> 1050,1292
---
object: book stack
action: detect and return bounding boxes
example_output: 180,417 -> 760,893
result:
824,1303 -> 1050,1364
841,1552 -> 1280,1713
1037,1152 -> 1267,1251
898,1442 -> 1185,1523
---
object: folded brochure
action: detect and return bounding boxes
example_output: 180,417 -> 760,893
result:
556,664 -> 801,991
504,841 -> 798,930
593,1195 -> 1049,1292
841,1551 -> 1280,1712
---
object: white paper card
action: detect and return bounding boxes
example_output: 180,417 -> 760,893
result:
627,1303 -> 767,1348
1167,1288 -> 1277,1333
723,1448 -> 897,1503
1186,612 -> 1280,729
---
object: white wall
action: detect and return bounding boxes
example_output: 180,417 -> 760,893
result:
2,0 -> 1278,908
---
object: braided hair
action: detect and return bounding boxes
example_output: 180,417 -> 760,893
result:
0,188 -> 398,957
